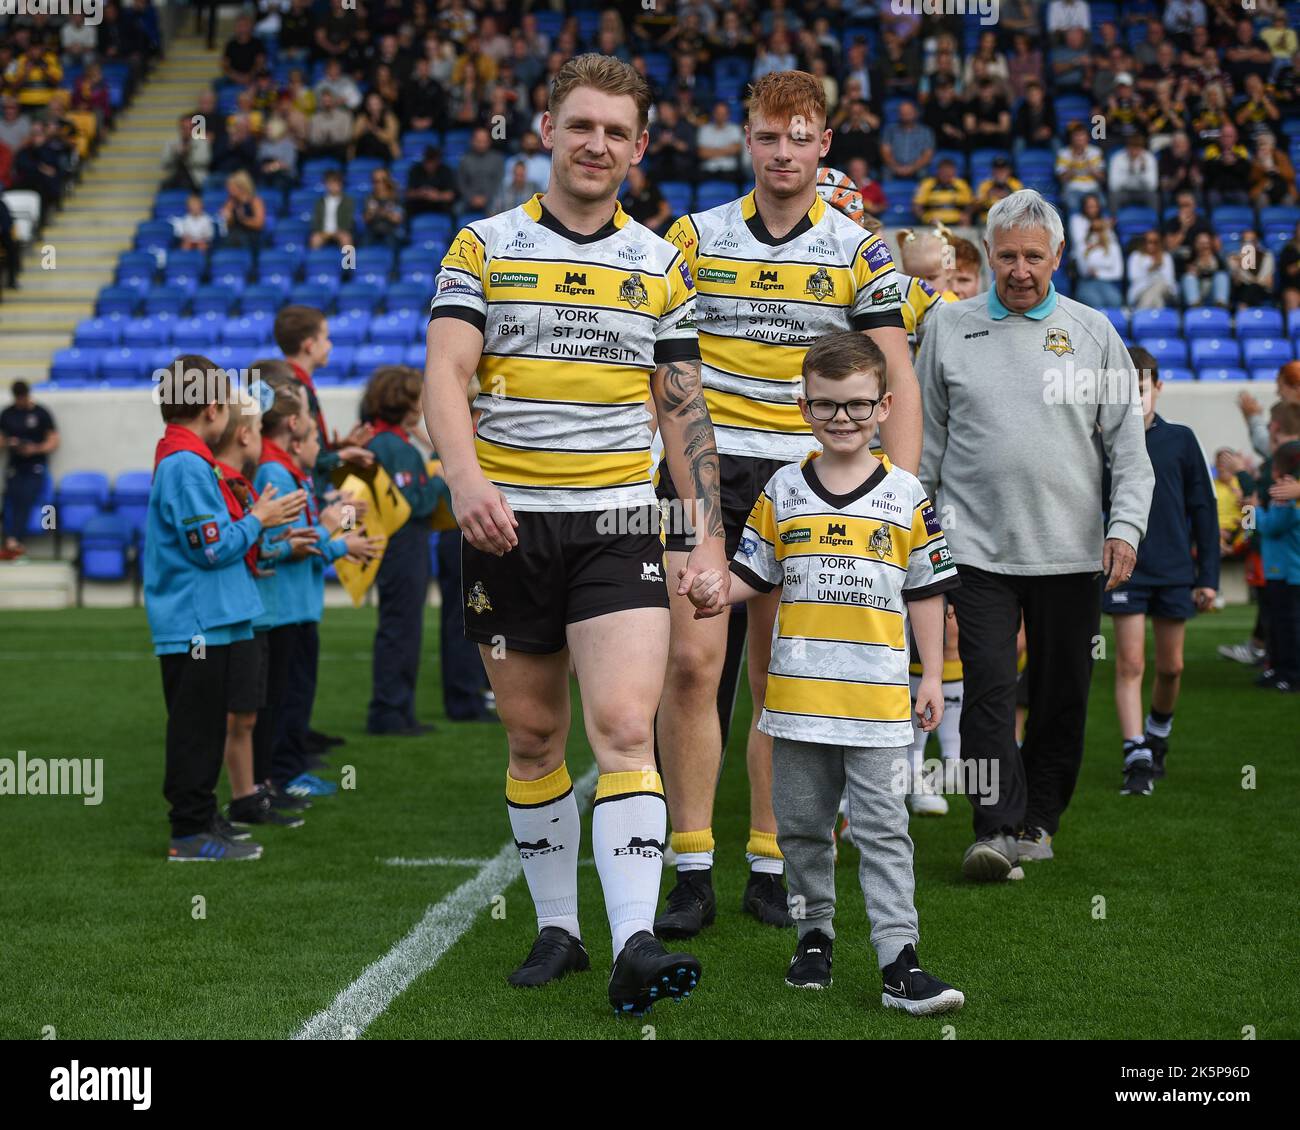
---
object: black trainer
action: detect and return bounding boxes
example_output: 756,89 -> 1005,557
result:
786,929 -> 833,989
653,868 -> 716,939
742,870 -> 793,927
880,943 -> 964,1016
608,930 -> 700,1016
1121,746 -> 1155,796
1145,732 -> 1169,779
506,926 -> 590,988
228,786 -> 305,829
308,728 -> 345,749
216,814 -> 251,841
268,784 -> 311,813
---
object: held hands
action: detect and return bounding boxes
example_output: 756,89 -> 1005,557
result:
250,484 -> 307,527
454,473 -> 518,556
678,539 -> 730,619
684,567 -> 730,619
914,675 -> 944,733
342,531 -> 384,564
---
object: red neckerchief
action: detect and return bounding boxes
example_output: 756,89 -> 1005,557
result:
217,459 -> 261,575
289,361 -> 330,446
259,438 -> 319,524
153,423 -> 244,527
370,420 -> 411,443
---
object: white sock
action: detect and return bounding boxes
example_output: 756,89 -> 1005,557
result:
1145,712 -> 1173,739
592,771 -> 667,956
670,829 -> 714,873
746,828 -> 784,874
506,764 -> 580,939
938,678 -> 963,761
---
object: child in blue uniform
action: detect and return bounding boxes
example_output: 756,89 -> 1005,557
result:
1103,349 -> 1220,796
361,365 -> 448,734
1253,406 -> 1300,693
146,355 -> 305,861
254,385 -> 381,798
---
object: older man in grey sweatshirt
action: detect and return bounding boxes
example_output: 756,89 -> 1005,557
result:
917,189 -> 1154,882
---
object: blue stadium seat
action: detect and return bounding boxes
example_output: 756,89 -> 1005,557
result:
286,187 -> 324,223
289,283 -> 337,309
1132,309 -> 1180,338
660,180 -> 693,216
1189,338 -> 1242,368
337,282 -> 386,315
111,471 -> 152,540
970,149 -> 1010,184
355,343 -> 405,374
300,157 -> 342,183
78,514 -> 134,596
1236,307 -> 1284,338
259,248 -> 303,279
50,348 -> 102,383
1117,205 -> 1158,231
241,283 -> 287,316
122,315 -> 176,349
1161,367 -> 1195,382
57,471 -> 111,536
100,347 -> 148,383
354,246 -> 395,277
1197,366 -> 1249,382
96,286 -> 141,317
143,287 -> 191,317
1056,96 -> 1091,132
1099,307 -> 1128,336
400,130 -> 438,160
116,251 -> 158,285
409,213 -> 454,242
368,311 -> 420,344
1138,338 -> 1188,366
1211,205 -> 1256,231
273,220 -> 311,251
387,281 -> 430,313
1260,205 -> 1300,229
306,246 -> 343,276
316,345 -> 354,380
153,190 -> 190,220
403,344 -> 426,369
74,317 -> 124,349
1288,310 -> 1300,339
221,315 -> 273,348
193,286 -> 240,316
211,247 -> 254,279
1182,306 -> 1232,339
1242,338 -> 1292,368
328,315 -> 369,346
1252,366 -> 1280,383
170,313 -> 224,351
134,221 -> 174,254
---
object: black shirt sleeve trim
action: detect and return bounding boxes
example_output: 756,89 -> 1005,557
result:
655,338 -> 702,365
903,575 -> 961,602
730,560 -> 777,593
852,310 -> 907,332
428,305 -> 487,332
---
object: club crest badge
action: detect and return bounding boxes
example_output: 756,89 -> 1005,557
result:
467,581 -> 493,614
805,266 -> 834,301
868,524 -> 893,559
1044,327 -> 1074,356
619,272 -> 649,309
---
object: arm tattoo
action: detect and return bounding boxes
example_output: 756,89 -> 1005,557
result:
655,360 -> 724,540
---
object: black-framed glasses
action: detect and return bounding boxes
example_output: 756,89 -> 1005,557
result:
806,397 -> 881,422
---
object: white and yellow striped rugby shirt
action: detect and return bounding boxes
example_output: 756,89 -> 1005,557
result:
429,193 -> 699,512
732,452 -> 960,748
665,190 -> 905,464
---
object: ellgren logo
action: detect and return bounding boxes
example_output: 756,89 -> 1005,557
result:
490,271 -> 538,288
752,269 -> 781,291
821,521 -> 852,546
556,271 -> 595,295
640,561 -> 663,582
613,836 -> 666,857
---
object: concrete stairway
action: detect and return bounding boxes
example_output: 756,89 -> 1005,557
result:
0,32 -> 220,387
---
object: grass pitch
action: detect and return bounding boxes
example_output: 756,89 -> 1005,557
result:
0,604 -> 1295,1040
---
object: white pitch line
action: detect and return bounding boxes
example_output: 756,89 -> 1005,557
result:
293,764 -> 598,1040
382,856 -> 495,868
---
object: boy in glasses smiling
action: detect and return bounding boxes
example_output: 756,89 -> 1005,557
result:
685,331 -> 965,1014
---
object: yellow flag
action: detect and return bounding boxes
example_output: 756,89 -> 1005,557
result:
330,464 -> 410,607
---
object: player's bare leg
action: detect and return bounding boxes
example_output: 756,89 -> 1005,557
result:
1147,617 -> 1186,779
740,585 -> 792,926
568,606 -> 701,1012
483,644 -> 589,988
1112,613 -> 1156,796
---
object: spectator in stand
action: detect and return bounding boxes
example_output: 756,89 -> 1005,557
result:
406,145 -> 457,217
363,168 -> 405,246
878,29 -> 921,100
923,35 -> 964,98
256,115 -> 298,196
845,156 -> 886,218
1163,190 -> 1215,272
220,170 -> 266,250
970,157 -> 1023,226
963,31 -> 1009,91
1109,132 -> 1160,212
0,196 -> 18,290
1250,132 -> 1298,207
0,99 -> 31,156
1048,0 -> 1092,42
350,91 -> 400,163
97,2 -> 141,74
400,55 -> 444,133
752,30 -> 797,81
315,0 -> 359,65
1182,230 -> 1230,308
172,193 -> 215,252
1052,26 -> 1093,95
193,89 -> 224,153
913,157 -> 971,227
1230,229 -> 1276,310
1069,192 -> 1107,250
501,131 -> 549,192
1128,229 -> 1179,308
1,381 -> 57,559
456,126 -> 504,217
1263,10 -> 1299,79
278,0 -> 315,62
126,0 -> 162,63
161,113 -> 211,192
1138,41 -> 1184,99
9,40 -> 63,109
999,0 -> 1042,41
1012,80 -> 1057,156
15,121 -> 64,214
1074,214 -> 1125,308
71,63 -> 113,130
309,168 -> 354,250
697,100 -> 744,183
1007,33 -> 1044,92
60,15 -> 98,68
1101,73 -> 1146,149
647,100 -> 695,183
1057,123 -> 1107,213
1191,83 -> 1229,147
1224,17 -> 1274,91
212,115 -> 256,175
964,78 -> 1012,153
1134,18 -> 1169,71
881,100 -> 934,180
279,68 -> 315,141
1165,1 -> 1209,50
1158,131 -> 1201,203
840,39 -> 875,110
305,88 -> 352,165
1236,73 -> 1282,144
1278,221 -> 1300,310
923,74 -> 967,155
223,15 -> 265,87
1203,120 -> 1253,208
621,163 -> 672,234
1146,78 -> 1190,151
490,158 -> 544,216
830,99 -> 881,171
315,58 -> 361,111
